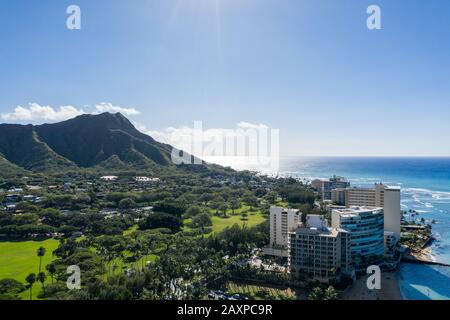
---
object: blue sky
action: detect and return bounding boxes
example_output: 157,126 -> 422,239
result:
1,0 -> 450,157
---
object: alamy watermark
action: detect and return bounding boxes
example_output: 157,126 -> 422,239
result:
366,265 -> 381,290
64,4 -> 379,32
66,265 -> 81,290
66,5 -> 81,30
367,5 -> 382,30
170,121 -> 280,174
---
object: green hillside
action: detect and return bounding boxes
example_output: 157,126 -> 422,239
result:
0,112 -> 198,173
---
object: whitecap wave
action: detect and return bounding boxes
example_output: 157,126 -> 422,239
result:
404,188 -> 450,200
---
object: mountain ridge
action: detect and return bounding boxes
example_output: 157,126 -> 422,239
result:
0,112 -> 199,173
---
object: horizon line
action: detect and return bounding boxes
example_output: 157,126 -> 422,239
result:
281,155 -> 450,158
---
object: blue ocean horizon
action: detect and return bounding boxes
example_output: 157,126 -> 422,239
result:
279,156 -> 450,300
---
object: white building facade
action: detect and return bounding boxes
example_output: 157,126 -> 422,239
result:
269,206 -> 301,248
331,183 -> 401,245
383,186 -> 401,240
332,207 -> 385,272
288,216 -> 352,282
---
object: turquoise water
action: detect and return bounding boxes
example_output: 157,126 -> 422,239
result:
280,157 -> 450,300
398,263 -> 450,300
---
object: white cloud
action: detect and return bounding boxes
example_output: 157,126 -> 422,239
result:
94,102 -> 140,116
0,103 -> 85,122
136,121 -> 274,152
0,102 -> 140,123
136,121 -> 279,173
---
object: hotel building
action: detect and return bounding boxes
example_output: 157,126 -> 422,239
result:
331,183 -> 401,243
331,207 -> 385,272
288,215 -> 352,282
265,206 -> 301,257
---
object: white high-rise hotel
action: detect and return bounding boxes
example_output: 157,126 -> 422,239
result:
331,183 -> 401,241
268,182 -> 401,280
331,207 -> 385,271
287,207 -> 385,281
269,206 -> 301,248
288,215 -> 352,282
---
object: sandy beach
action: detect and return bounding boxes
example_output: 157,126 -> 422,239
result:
341,271 -> 403,300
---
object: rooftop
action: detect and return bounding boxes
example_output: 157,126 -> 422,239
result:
332,206 -> 383,218
385,186 -> 401,191
291,226 -> 348,237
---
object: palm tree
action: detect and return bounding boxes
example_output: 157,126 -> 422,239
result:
36,246 -> 46,273
37,272 -> 47,295
129,240 -> 143,271
230,199 -> 240,215
47,264 -> 56,284
210,200 -> 221,215
308,287 -> 323,300
219,203 -> 228,218
324,286 -> 338,300
25,273 -> 36,300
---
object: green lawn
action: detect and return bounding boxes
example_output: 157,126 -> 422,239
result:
211,213 -> 265,234
183,205 -> 267,235
0,239 -> 59,300
211,205 -> 267,234
108,254 -> 158,276
227,282 -> 295,300
123,225 -> 138,236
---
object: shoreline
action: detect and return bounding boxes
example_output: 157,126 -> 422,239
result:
407,246 -> 436,263
280,167 -> 446,300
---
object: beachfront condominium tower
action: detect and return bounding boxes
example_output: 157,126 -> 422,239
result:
288,215 -> 352,283
331,207 -> 385,272
331,183 -> 401,241
383,186 -> 401,240
269,206 -> 301,249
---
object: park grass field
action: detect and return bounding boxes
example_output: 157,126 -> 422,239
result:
211,212 -> 266,234
123,225 -> 138,236
210,205 -> 267,234
227,282 -> 296,300
183,205 -> 267,235
0,238 -> 59,300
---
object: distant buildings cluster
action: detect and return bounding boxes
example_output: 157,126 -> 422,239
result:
266,176 -> 402,283
311,175 -> 350,201
100,175 -> 161,188
0,187 -> 41,211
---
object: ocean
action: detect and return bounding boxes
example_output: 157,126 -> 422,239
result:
279,157 -> 450,300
